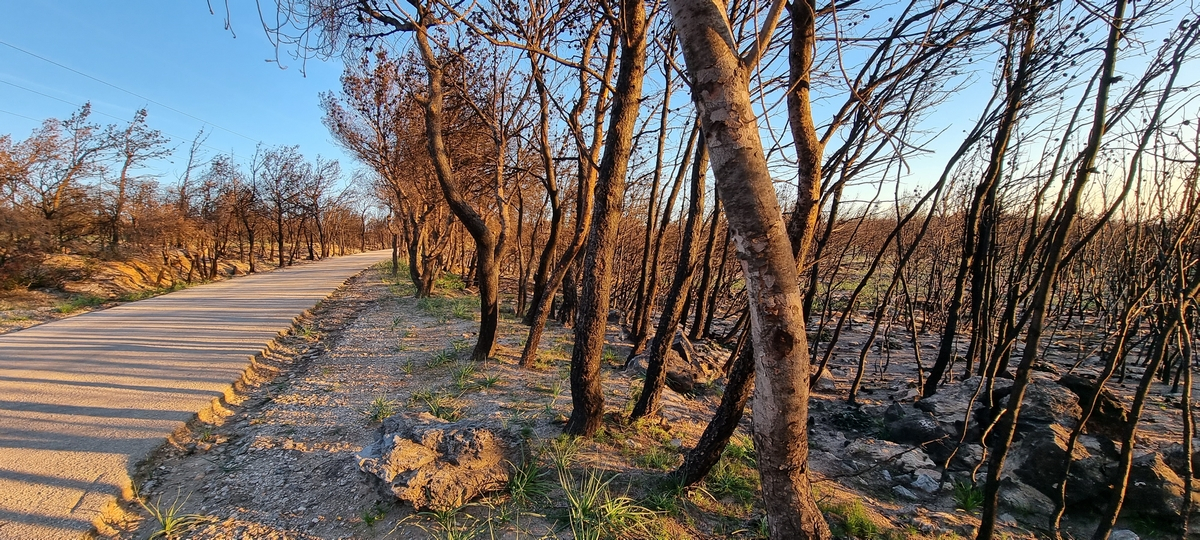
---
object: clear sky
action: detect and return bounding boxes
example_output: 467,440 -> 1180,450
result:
0,1 -> 350,180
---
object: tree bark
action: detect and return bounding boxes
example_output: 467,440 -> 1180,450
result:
668,0 -> 830,535
676,333 -> 753,486
977,3 -> 1125,536
631,126 -> 707,419
411,16 -> 500,362
564,0 -> 648,436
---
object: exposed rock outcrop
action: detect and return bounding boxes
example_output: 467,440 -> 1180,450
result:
357,413 -> 514,511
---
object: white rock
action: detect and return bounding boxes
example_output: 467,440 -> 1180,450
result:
892,485 -> 918,500
911,473 -> 940,493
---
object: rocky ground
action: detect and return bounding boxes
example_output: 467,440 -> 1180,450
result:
95,266 -> 1195,539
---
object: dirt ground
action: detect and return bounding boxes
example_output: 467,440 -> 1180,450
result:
91,266 -> 1193,540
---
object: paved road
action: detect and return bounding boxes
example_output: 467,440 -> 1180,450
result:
0,250 -> 388,539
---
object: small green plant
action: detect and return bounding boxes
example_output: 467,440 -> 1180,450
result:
842,500 -> 881,539
822,499 -> 883,539
414,390 -> 464,421
364,395 -> 397,423
548,435 -> 580,472
416,504 -> 489,540
507,459 -> 552,506
452,303 -> 474,320
952,480 -> 984,513
705,459 -> 758,505
601,348 -> 620,366
361,500 -> 387,526
454,362 -> 478,390
391,315 -> 404,329
53,294 -> 106,314
623,382 -> 644,417
401,359 -> 415,375
545,381 -> 564,414
641,480 -> 685,516
428,349 -> 456,368
298,324 -> 320,341
559,467 -> 656,540
418,296 -> 447,316
634,447 -> 678,471
478,372 -> 501,389
434,273 -> 466,292
451,338 -> 471,352
137,489 -> 211,539
724,434 -> 757,467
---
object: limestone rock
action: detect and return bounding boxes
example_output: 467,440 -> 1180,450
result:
626,330 -> 722,394
1109,530 -> 1139,540
844,438 -> 935,475
994,379 -> 1082,432
1008,422 -> 1113,506
892,485 -> 918,500
1057,375 -> 1126,434
1161,442 -> 1200,479
882,411 -> 952,462
1124,453 -> 1184,520
357,413 -> 513,511
911,469 -> 941,493
998,478 -> 1054,517
917,376 -> 1011,424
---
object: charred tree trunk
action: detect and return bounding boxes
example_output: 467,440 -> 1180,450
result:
676,334 -> 753,486
411,17 -> 500,362
690,195 -> 723,340
565,0 -> 648,436
977,3 -> 1125,536
631,127 -> 707,420
926,18 -> 1037,397
518,26 -> 615,368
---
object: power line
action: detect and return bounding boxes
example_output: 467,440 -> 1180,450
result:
0,108 -> 40,122
0,39 -> 260,144
0,79 -> 233,156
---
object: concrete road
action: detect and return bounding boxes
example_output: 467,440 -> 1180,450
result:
0,250 -> 388,539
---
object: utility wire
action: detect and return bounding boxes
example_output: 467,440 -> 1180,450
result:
0,39 -> 260,144
0,79 -> 232,156
0,108 -> 40,122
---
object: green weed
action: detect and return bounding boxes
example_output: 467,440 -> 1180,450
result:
634,447 -> 679,471
414,390 -> 464,421
952,480 -> 983,513
507,459 -> 552,506
361,500 -> 387,526
705,459 -> 758,505
478,372 -> 501,389
548,435 -> 580,472
137,489 -> 212,539
454,362 -> 477,390
53,294 -> 106,313
434,273 -> 465,292
363,395 -> 397,423
452,303 -> 474,320
428,349 -> 456,368
416,504 -> 489,540
559,468 -> 656,540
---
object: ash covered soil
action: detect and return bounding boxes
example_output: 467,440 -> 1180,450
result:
101,267 -> 1195,539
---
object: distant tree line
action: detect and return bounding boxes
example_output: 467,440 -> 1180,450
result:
0,104 -> 387,288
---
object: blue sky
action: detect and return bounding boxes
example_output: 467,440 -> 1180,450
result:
0,1 -> 350,179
